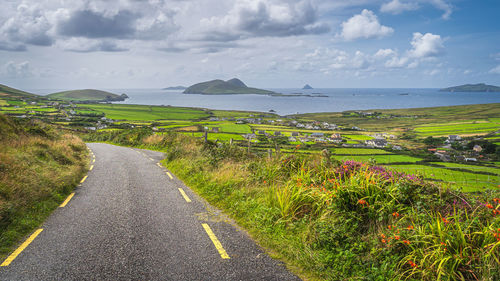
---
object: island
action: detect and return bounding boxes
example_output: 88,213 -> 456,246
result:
302,84 -> 313,90
47,89 -> 129,102
440,83 -> 500,92
183,78 -> 276,95
163,86 -> 187,90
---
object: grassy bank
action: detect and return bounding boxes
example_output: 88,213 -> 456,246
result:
86,129 -> 500,280
0,114 -> 88,257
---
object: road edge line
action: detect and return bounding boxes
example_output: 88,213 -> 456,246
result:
1,229 -> 44,266
202,223 -> 230,259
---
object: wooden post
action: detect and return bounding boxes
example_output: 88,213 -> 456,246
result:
229,138 -> 233,146
204,131 -> 208,143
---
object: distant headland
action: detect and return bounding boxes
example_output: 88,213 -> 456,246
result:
47,89 -> 129,102
440,83 -> 500,92
302,84 -> 313,90
163,86 -> 187,90
183,78 -> 275,95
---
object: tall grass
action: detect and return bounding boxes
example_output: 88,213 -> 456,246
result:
0,115 -> 88,257
85,129 -> 500,280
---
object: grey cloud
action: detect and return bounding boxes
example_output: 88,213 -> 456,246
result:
63,40 -> 129,53
58,10 -> 138,39
0,42 -> 27,52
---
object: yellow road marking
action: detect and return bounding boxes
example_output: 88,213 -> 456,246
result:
92,159 -> 95,164
149,157 -> 154,161
59,193 -> 75,208
156,163 -> 162,168
166,172 -> 173,180
202,224 -> 230,259
89,165 -> 94,171
1,229 -> 43,266
178,188 -> 192,202
80,175 -> 88,184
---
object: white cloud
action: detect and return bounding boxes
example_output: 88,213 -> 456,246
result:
340,9 -> 393,41
198,0 -> 329,41
0,3 -> 54,47
490,65 -> 500,74
380,0 -> 419,14
428,0 -> 452,19
4,61 -> 33,78
385,56 -> 409,68
374,48 -> 396,58
409,32 -> 444,58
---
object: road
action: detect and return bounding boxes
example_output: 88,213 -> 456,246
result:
0,143 -> 300,281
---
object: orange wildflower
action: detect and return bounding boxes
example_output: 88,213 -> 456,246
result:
392,212 -> 400,218
263,180 -> 267,184
403,240 -> 411,245
406,225 -> 414,230
295,144 -> 300,149
381,239 -> 386,243
380,234 -> 386,239
442,217 -> 450,224
486,204 -> 494,209
407,260 -> 418,268
358,199 -> 368,206
394,235 -> 400,240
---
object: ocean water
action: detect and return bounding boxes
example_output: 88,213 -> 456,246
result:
34,88 -> 500,116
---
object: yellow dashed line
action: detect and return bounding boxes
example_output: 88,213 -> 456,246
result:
166,172 -> 173,180
80,175 -> 88,184
178,188 -> 192,202
92,159 -> 95,164
202,224 -> 230,259
149,157 -> 154,161
59,193 -> 75,208
89,165 -> 94,171
156,163 -> 162,168
1,229 -> 43,266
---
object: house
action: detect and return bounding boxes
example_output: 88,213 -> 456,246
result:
435,152 -> 451,162
446,135 -> 462,143
465,157 -> 477,162
291,132 -> 299,137
274,131 -> 281,136
473,145 -> 482,153
392,145 -> 402,150
311,132 -> 324,138
365,138 -> 388,148
330,133 -> 342,140
243,133 -> 256,140
211,127 -> 220,133
258,130 -> 266,135
288,137 -> 297,142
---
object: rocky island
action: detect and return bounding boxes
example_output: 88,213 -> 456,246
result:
183,78 -> 276,95
440,83 -> 500,92
47,89 -> 129,102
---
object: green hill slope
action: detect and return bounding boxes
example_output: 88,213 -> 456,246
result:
0,83 -> 37,98
47,89 -> 129,102
183,78 -> 275,95
440,83 -> 500,92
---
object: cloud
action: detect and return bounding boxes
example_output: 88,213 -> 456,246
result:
58,9 -> 138,39
0,3 -> 54,47
198,0 -> 329,41
380,0 -> 419,14
385,56 -> 409,68
374,48 -> 396,58
409,32 -> 444,58
340,9 -> 393,41
428,0 -> 452,19
490,65 -> 500,74
58,38 -> 128,52
4,61 -> 33,78
0,41 -> 27,52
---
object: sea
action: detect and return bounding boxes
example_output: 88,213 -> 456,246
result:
33,88 -> 500,116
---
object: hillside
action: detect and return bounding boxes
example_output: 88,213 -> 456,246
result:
0,83 -> 38,98
183,78 -> 275,95
47,89 -> 129,102
440,83 -> 500,92
303,84 -> 313,89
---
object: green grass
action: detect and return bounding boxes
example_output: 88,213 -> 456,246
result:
181,132 -> 246,141
332,154 -> 422,164
388,164 -> 498,191
332,148 -> 392,155
6,100 -> 25,106
79,104 -> 210,121
430,162 -> 500,174
0,99 -> 7,106
414,121 -> 500,136
209,122 -> 252,134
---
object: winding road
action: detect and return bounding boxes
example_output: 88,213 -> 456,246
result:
0,143 -> 300,280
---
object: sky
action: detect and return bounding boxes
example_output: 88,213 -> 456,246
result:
1,0 -> 499,90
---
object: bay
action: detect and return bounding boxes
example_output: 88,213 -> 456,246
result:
34,88 -> 500,116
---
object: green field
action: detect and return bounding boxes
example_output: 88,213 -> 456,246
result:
181,132 -> 246,141
430,162 -> 500,174
332,148 -> 393,155
414,121 -> 500,136
332,154 -> 422,164
389,164 -> 498,191
208,123 -> 252,134
80,104 -> 210,121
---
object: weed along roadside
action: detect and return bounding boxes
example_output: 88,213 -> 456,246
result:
0,115 -> 88,259
84,130 -> 500,280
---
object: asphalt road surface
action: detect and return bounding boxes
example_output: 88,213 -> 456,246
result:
0,143 -> 301,281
